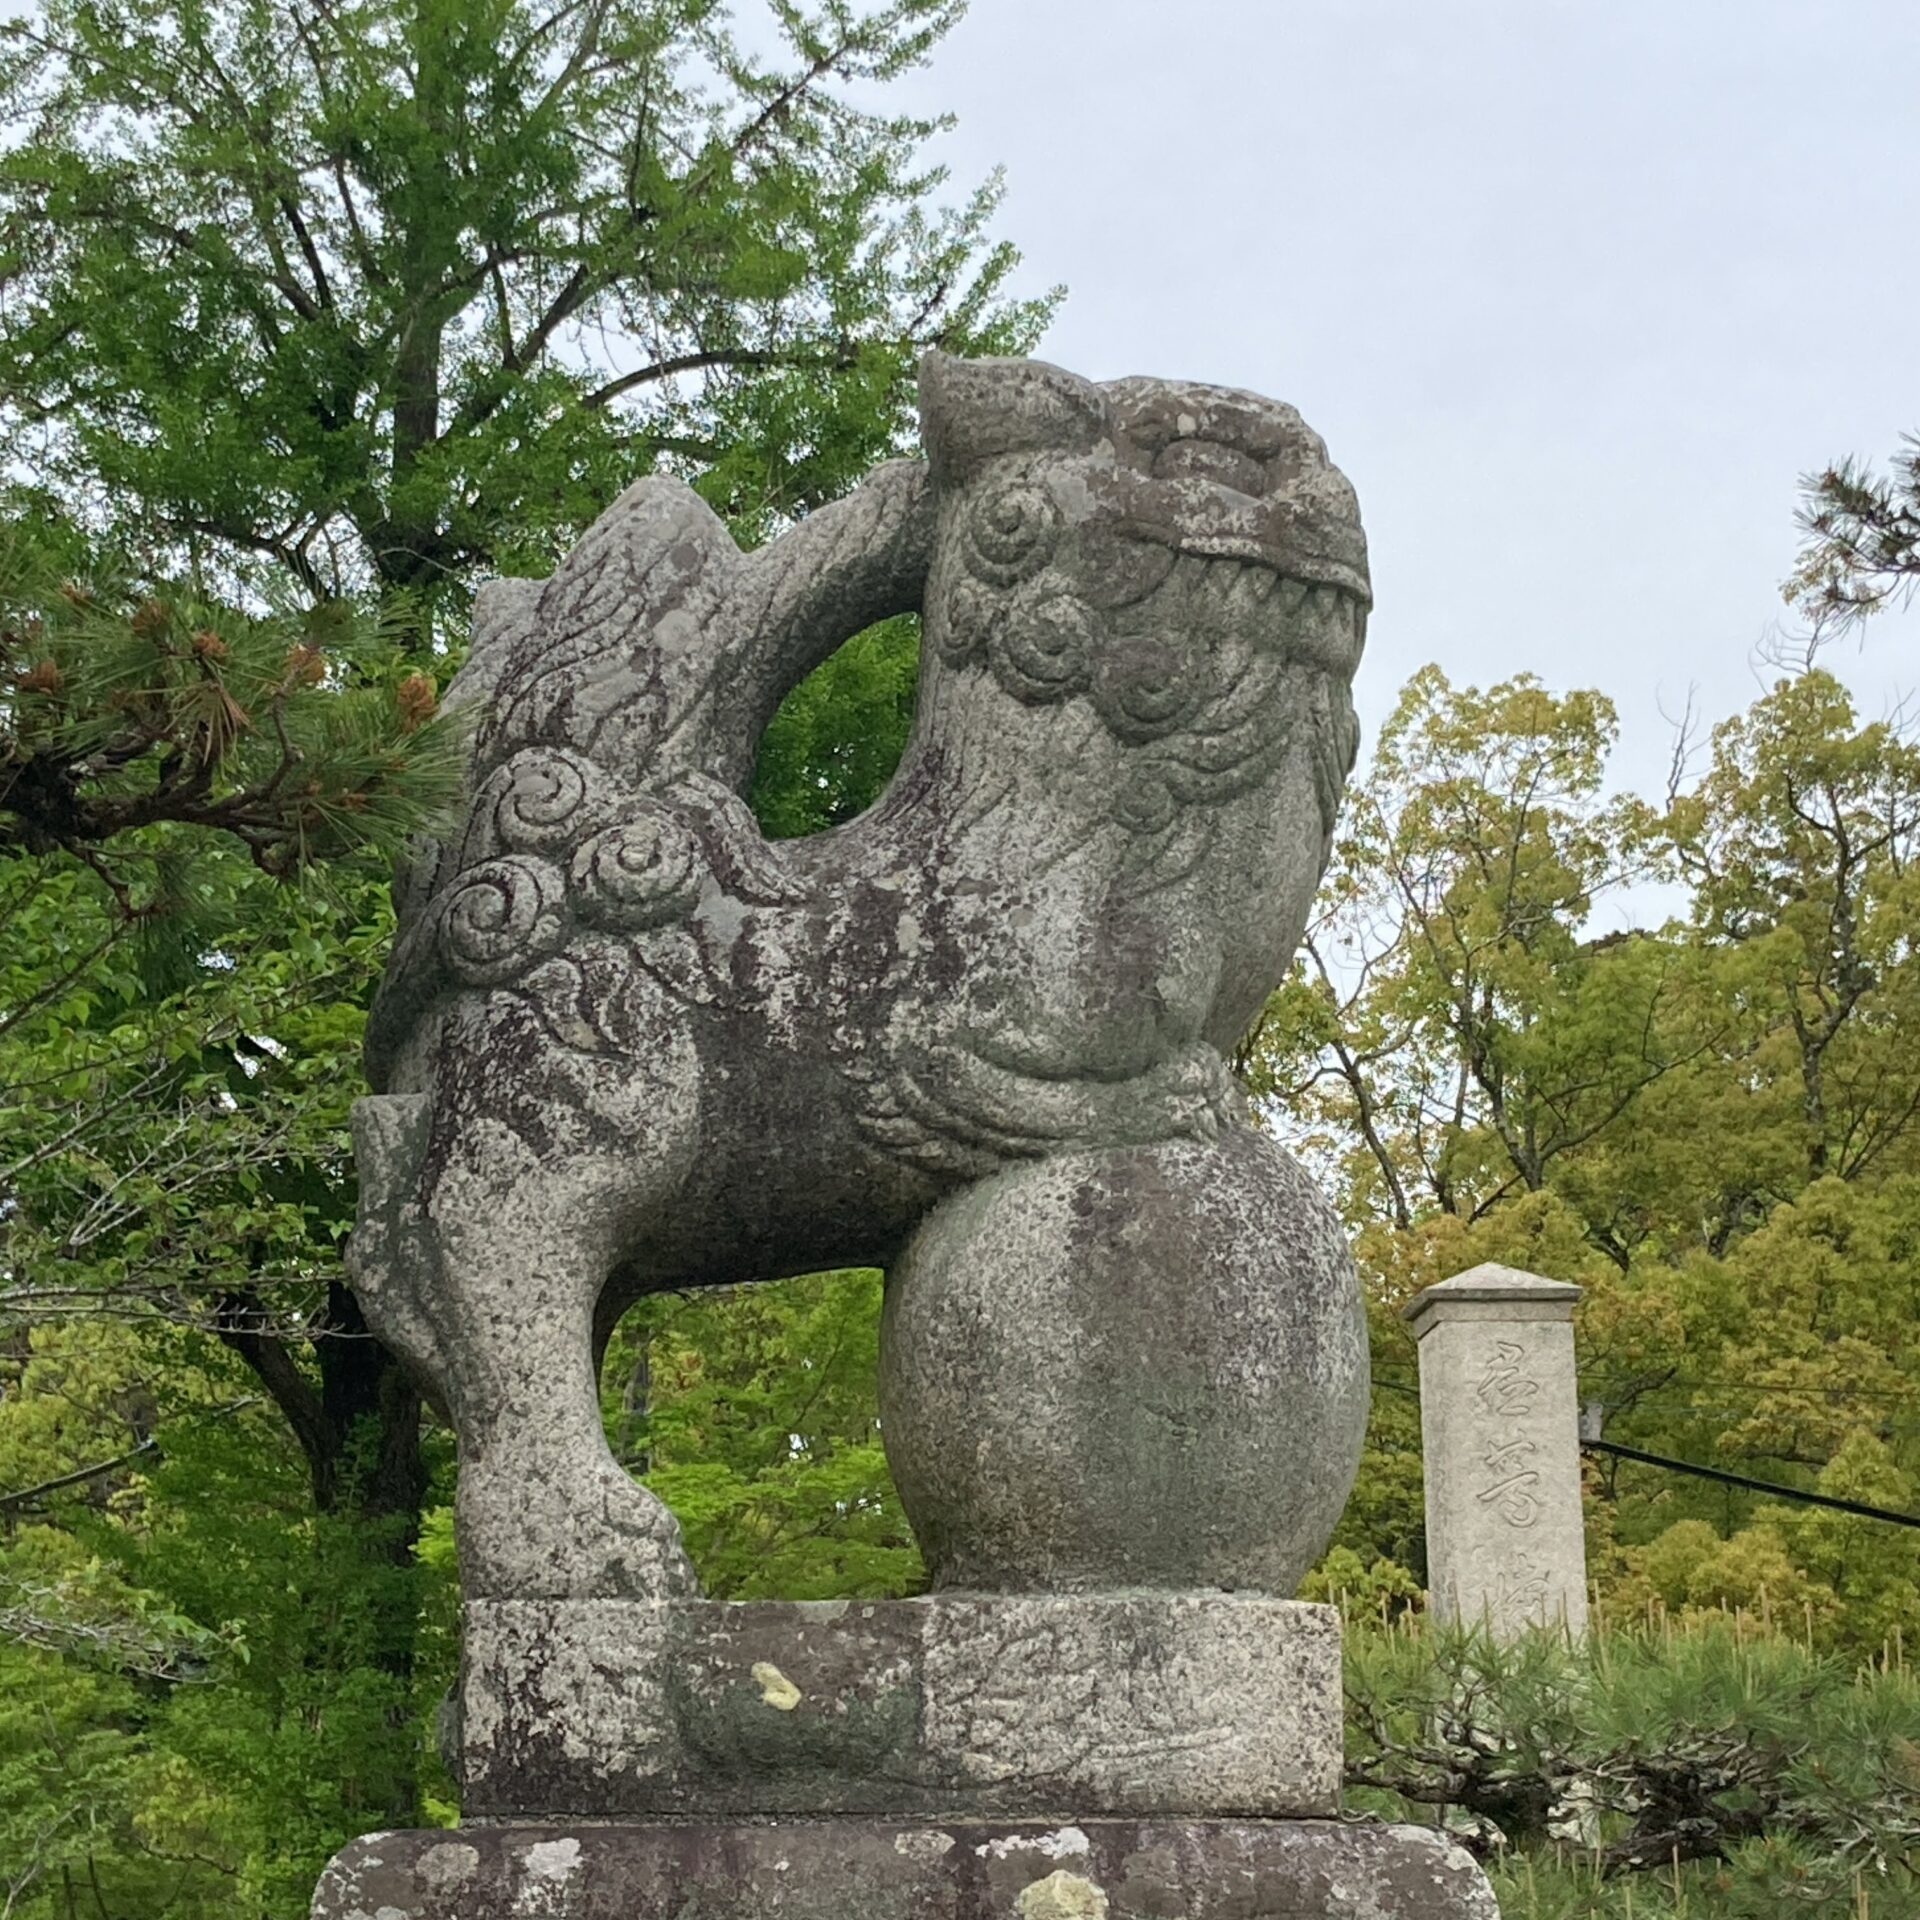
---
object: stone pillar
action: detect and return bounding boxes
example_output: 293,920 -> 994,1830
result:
1404,1263 -> 1588,1637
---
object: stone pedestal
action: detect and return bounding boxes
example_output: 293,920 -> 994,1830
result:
314,1818 -> 1499,1920
457,1594 -> 1342,1820
311,1596 -> 1504,1919
1403,1263 -> 1588,1637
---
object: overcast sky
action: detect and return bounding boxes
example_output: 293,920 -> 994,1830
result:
877,0 -> 1917,802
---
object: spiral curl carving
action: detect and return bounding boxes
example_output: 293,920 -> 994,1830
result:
962,482 -> 1061,587
989,591 -> 1093,705
439,856 -> 569,986
936,575 -> 993,665
570,807 -> 704,931
1112,773 -> 1177,836
487,748 -> 598,848
1090,633 -> 1212,744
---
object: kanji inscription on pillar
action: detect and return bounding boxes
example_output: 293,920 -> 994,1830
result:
1404,1264 -> 1588,1637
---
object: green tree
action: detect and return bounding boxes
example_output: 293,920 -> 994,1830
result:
0,515 -> 457,1533
1251,666 -> 1920,1636
1660,670 -> 1920,1193
749,614 -> 920,838
0,515 -> 463,1908
605,1269 -> 920,1600
0,0 -> 1044,623
1244,667 -> 1687,1240
0,2 -> 1047,1901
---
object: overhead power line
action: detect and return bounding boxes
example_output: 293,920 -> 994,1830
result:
1582,1436 -> 1920,1531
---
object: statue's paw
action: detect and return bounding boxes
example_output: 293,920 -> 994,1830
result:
1070,1044 -> 1246,1150
859,1035 -> 1248,1178
459,1449 -> 697,1602
1140,1044 -> 1247,1143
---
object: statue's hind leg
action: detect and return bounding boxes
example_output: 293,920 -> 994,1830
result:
349,994 -> 699,1601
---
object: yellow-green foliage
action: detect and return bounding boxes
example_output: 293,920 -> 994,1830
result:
1254,667 -> 1920,1658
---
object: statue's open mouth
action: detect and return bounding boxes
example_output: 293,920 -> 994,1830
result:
1171,534 -> 1370,608
1100,543 -> 1368,683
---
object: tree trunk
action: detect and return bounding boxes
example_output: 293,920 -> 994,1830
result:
314,1281 -> 428,1539
316,1288 -> 428,1827
366,2 -> 461,649
218,1283 -> 428,1826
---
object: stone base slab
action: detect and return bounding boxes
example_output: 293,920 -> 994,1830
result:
314,1819 -> 1500,1920
460,1594 -> 1342,1819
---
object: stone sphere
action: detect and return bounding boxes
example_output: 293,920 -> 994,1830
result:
878,1129 -> 1369,1594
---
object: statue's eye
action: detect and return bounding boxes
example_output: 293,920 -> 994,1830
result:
1152,439 -> 1267,496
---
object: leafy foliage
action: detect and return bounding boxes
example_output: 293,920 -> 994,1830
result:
607,1269 -> 919,1600
749,615 -> 919,838
0,0 -> 1054,621
2,1353 -> 458,1918
0,816 -> 458,1914
1250,665 -> 1920,1657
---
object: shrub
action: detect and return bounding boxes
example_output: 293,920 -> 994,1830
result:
1343,1613 -> 1920,1917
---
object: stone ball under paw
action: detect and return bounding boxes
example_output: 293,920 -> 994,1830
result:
878,1127 -> 1369,1594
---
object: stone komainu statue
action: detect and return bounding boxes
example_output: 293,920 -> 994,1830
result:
348,352 -> 1374,1607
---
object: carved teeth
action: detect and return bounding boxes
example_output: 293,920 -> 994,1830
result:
1153,555 -> 1351,631
1211,559 -> 1247,603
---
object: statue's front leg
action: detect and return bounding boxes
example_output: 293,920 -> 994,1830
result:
349,996 -> 698,1601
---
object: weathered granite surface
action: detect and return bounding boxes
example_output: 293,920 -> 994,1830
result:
458,1594 -> 1344,1819
346,351 -> 1375,1608
1404,1265 -> 1588,1638
313,1820 -> 1500,1920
